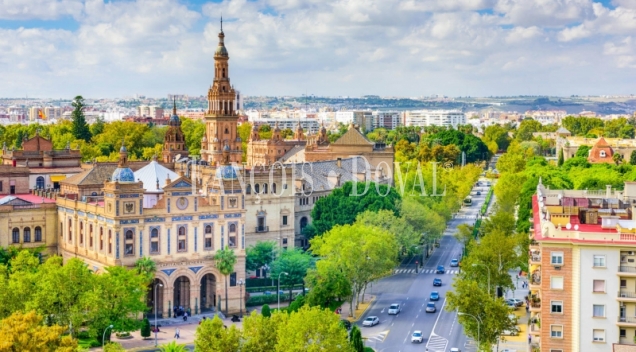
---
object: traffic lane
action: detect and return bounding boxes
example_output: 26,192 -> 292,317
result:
378,294 -> 442,350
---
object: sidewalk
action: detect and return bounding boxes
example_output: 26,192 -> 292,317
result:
93,303 -> 291,351
495,269 -> 532,352
337,294 -> 375,322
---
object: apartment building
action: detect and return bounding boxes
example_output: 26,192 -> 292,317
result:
137,105 -> 164,119
531,180 -> 636,351
404,110 -> 466,128
372,111 -> 400,130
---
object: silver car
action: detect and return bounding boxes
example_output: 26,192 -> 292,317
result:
388,303 -> 401,315
362,316 -> 379,327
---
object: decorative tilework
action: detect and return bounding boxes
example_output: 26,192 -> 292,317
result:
172,216 -> 193,221
97,216 -> 105,221
172,191 -> 192,196
224,213 -> 242,219
161,268 -> 176,276
189,266 -> 203,274
167,229 -> 171,254
120,219 -> 139,224
78,211 -> 86,217
194,227 -> 198,252
145,217 -> 165,223
116,232 -> 120,259
173,180 -> 191,188
106,219 -> 115,224
199,214 -> 218,220
87,214 -> 95,219
120,194 -> 140,198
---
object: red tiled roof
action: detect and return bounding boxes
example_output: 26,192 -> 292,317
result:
0,194 -> 56,204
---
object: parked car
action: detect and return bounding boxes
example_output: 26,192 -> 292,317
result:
433,278 -> 442,286
507,314 -> 518,324
430,291 -> 440,301
436,265 -> 445,274
450,259 -> 459,267
362,316 -> 380,327
506,301 -> 518,310
476,191 -> 481,196
450,348 -> 461,352
340,320 -> 352,330
506,298 -> 524,307
388,303 -> 401,315
411,330 -> 423,343
501,326 -> 520,336
425,302 -> 437,313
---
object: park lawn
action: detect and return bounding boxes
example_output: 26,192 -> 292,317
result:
77,336 -> 100,348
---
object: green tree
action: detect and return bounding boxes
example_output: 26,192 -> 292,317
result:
241,311 -> 286,352
613,152 -> 624,165
562,116 -> 604,136
423,129 -> 490,163
104,342 -> 127,352
453,223 -> 474,253
514,119 -> 541,141
355,210 -> 419,258
194,315 -> 241,352
180,118 -> 205,156
261,304 -> 271,318
495,151 -> 527,174
214,249 -> 237,315
558,148 -> 564,166
349,325 -> 364,352
271,249 -> 313,300
71,96 -> 91,142
305,258 -> 352,308
90,116 -> 105,137
310,181 -> 401,237
135,256 -> 156,284
482,125 -> 510,151
0,311 -> 78,352
274,306 -> 352,352
287,294 -> 305,313
246,241 -> 277,277
310,223 -> 398,316
140,318 -> 151,339
630,151 -> 636,166
159,341 -> 188,352
575,145 -> 591,158
281,128 -> 294,139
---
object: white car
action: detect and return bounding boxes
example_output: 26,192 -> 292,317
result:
450,348 -> 461,352
502,327 -> 519,336
362,316 -> 379,327
411,330 -> 423,343
388,303 -> 401,315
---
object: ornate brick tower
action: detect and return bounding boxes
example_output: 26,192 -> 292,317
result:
162,99 -> 189,163
200,20 -> 242,166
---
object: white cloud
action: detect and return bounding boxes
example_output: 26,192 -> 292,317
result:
0,0 -> 84,20
0,0 -> 633,98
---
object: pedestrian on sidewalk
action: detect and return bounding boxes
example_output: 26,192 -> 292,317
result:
174,328 -> 180,339
528,333 -> 531,344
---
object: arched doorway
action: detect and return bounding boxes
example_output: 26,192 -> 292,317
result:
300,217 -> 308,231
36,176 -> 45,189
147,278 -> 164,318
173,276 -> 190,314
200,274 -> 217,313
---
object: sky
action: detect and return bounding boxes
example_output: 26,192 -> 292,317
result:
0,0 -> 635,99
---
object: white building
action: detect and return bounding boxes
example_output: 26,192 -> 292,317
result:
335,111 -> 373,131
253,118 -> 321,134
404,110 -> 466,128
372,111 -> 400,130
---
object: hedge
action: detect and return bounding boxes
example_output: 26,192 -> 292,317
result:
246,293 -> 292,306
481,188 -> 494,215
246,284 -> 304,294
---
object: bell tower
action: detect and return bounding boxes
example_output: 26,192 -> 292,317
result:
201,19 -> 242,165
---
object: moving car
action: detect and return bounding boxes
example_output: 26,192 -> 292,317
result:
430,291 -> 440,301
362,316 -> 379,327
450,259 -> 459,267
506,298 -> 524,307
411,330 -> 423,343
436,265 -> 445,274
476,191 -> 481,195
340,320 -> 352,330
388,303 -> 401,315
450,348 -> 461,352
426,302 -> 437,313
433,278 -> 442,286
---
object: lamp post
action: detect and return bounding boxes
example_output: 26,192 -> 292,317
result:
238,279 -> 245,318
103,324 -> 113,347
154,283 -> 163,347
472,263 -> 491,296
278,272 -> 288,310
458,312 -> 481,349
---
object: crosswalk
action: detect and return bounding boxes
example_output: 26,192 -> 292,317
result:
453,214 -> 479,219
393,268 -> 460,275
363,330 -> 389,344
464,338 -> 478,351
426,332 -> 448,352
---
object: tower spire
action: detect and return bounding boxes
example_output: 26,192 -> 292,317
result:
173,96 -> 177,115
220,15 -> 223,33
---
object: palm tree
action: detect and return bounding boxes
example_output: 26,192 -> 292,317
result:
214,249 -> 237,315
134,256 -> 156,284
159,341 -> 188,352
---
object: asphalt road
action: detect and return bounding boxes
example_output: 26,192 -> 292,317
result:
359,178 -> 492,352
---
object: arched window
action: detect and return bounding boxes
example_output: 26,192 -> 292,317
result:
246,184 -> 251,194
177,226 -> 187,252
224,128 -> 229,134
178,226 -> 186,236
91,192 -> 97,196
229,224 -> 236,233
79,222 -> 84,244
89,224 -> 93,248
205,225 -> 212,234
222,68 -> 226,78
34,227 -> 42,242
272,183 -> 277,194
263,183 -> 268,194
68,219 -> 72,241
124,230 -> 134,256
23,227 -> 31,242
254,184 -> 260,193
12,228 -> 19,243
150,228 -> 159,254
36,176 -> 45,189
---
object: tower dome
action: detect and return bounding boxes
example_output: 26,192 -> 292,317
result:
112,140 -> 135,182
169,97 -> 180,125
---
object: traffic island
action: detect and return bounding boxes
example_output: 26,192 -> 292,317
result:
343,295 -> 376,323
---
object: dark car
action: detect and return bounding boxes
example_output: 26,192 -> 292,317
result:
430,291 -> 440,301
433,278 -> 442,286
436,265 -> 445,274
340,320 -> 352,330
476,191 -> 481,196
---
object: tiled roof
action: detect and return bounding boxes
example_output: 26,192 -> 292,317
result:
331,126 -> 374,146
62,164 -> 118,186
280,145 -> 305,162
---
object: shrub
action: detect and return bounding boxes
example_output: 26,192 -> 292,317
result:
247,293 -> 291,306
261,304 -> 271,318
288,294 -> 305,313
103,342 -> 126,352
140,318 -> 151,339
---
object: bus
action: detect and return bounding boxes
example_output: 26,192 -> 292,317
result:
463,196 -> 472,206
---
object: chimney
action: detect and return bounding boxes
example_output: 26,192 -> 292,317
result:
337,158 -> 342,168
606,185 -> 612,198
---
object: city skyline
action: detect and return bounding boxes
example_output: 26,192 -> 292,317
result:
0,0 -> 635,99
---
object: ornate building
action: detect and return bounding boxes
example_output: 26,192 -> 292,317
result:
246,121 -> 307,166
200,26 -> 243,166
162,100 -> 189,163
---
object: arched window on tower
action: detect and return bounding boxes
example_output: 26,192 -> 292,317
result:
222,68 -> 226,78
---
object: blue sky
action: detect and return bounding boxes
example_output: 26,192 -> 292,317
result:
0,0 -> 634,98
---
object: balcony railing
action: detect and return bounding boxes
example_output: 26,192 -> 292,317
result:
255,226 -> 269,233
530,256 -> 541,264
619,266 -> 636,273
618,291 -> 636,298
618,317 -> 636,324
530,301 -> 541,308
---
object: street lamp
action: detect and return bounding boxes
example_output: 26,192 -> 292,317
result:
472,263 -> 491,296
103,324 -> 113,347
154,283 -> 163,347
278,272 -> 288,310
458,312 -> 482,349
238,279 -> 245,318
